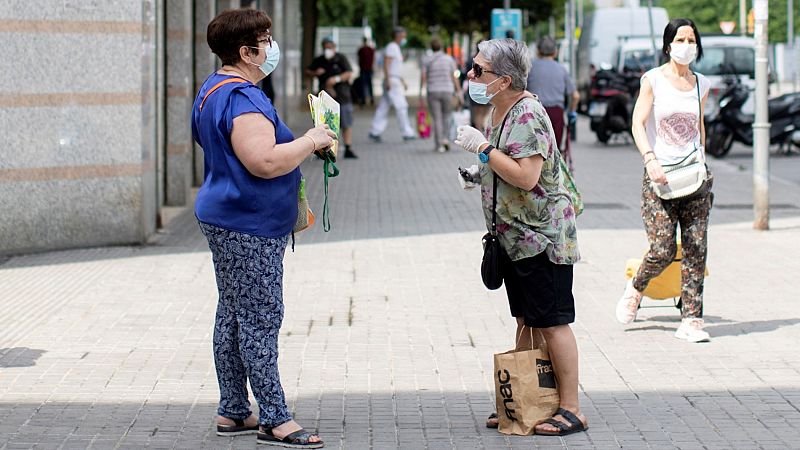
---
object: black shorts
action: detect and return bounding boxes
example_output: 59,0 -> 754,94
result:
500,249 -> 575,328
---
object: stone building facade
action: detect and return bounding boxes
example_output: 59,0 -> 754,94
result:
0,0 -> 302,255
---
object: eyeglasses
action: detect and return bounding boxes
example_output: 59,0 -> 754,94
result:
257,35 -> 273,48
471,63 -> 498,78
245,35 -> 272,54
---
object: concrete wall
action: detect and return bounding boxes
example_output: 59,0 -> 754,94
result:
0,1 -> 158,255
0,0 -> 303,255
193,0 -> 217,187
165,0 -> 194,206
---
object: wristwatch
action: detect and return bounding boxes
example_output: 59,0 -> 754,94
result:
478,145 -> 495,163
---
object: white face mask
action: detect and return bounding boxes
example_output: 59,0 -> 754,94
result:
323,48 -> 335,60
468,78 -> 502,104
246,40 -> 280,77
670,43 -> 697,65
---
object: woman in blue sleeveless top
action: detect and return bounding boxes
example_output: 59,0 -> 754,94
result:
192,9 -> 334,448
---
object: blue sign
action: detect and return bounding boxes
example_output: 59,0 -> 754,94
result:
491,8 -> 523,40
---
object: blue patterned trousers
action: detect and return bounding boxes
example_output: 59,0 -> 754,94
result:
198,221 -> 292,427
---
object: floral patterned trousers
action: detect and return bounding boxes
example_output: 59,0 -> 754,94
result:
633,172 -> 713,318
198,221 -> 292,427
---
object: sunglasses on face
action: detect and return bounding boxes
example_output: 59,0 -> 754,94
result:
471,63 -> 498,78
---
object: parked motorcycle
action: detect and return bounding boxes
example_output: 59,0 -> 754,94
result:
587,69 -> 640,143
705,73 -> 800,158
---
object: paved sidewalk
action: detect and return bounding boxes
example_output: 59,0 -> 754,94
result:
2,111 -> 800,449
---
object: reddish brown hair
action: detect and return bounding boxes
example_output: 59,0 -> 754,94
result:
207,9 -> 272,66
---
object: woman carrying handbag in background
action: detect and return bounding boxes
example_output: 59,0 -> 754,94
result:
615,18 -> 714,344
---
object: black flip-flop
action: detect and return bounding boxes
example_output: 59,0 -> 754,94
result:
257,427 -> 324,448
534,408 -> 588,436
216,417 -> 259,436
486,412 -> 499,429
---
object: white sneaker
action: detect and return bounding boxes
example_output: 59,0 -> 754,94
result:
616,280 -> 643,324
674,318 -> 711,343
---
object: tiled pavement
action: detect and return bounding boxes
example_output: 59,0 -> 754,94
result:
2,110 -> 800,449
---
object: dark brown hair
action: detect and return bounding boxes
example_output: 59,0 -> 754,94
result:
662,18 -> 703,62
207,9 -> 272,66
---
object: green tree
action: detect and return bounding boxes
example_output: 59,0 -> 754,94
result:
316,0 -> 566,46
660,0 -> 799,43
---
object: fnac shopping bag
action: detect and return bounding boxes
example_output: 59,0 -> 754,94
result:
493,328 -> 560,435
417,108 -> 431,138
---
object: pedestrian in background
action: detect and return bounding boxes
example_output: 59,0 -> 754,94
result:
369,26 -> 416,142
455,38 -> 587,436
616,18 -> 713,343
421,37 -> 462,152
306,37 -> 358,159
260,73 -> 275,103
463,40 -> 491,132
526,36 -> 580,169
192,8 -> 335,448
357,37 -> 375,106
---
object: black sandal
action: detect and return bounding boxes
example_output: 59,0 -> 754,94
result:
486,412 -> 499,429
257,427 -> 324,448
216,417 -> 259,436
534,408 -> 588,436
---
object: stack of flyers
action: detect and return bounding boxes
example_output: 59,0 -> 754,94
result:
307,90 -> 340,161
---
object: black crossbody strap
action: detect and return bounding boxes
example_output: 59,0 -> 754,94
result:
490,97 -> 525,235
693,72 -> 704,160
694,72 -> 701,123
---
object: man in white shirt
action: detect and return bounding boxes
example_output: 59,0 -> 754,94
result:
369,27 -> 416,142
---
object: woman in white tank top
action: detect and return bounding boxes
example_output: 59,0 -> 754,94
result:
615,19 -> 715,343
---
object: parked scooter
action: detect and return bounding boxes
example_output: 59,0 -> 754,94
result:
588,68 -> 640,143
705,72 -> 800,158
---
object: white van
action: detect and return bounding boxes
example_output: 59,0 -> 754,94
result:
576,7 -> 669,104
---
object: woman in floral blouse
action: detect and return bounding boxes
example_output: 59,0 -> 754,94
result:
455,38 -> 586,436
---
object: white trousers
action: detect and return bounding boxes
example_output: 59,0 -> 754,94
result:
369,78 -> 415,137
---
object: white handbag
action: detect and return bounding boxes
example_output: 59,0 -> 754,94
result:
651,147 -> 707,200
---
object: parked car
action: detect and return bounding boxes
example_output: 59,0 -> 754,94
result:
691,35 -> 762,116
614,36 -> 660,75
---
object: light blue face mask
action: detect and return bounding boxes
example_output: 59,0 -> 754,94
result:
400,38 -> 408,47
468,78 -> 501,104
248,40 -> 281,76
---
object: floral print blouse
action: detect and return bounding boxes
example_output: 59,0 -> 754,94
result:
480,96 -> 580,264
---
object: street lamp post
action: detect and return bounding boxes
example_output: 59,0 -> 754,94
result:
740,0 -> 747,36
753,0 -> 770,230
567,0 -> 575,78
647,0 -> 658,64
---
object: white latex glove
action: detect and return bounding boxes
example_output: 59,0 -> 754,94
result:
457,165 -> 480,190
454,125 -> 489,154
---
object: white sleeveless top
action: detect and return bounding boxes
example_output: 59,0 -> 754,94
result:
643,67 -> 710,164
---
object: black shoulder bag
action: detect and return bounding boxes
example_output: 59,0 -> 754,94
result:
481,99 -> 522,290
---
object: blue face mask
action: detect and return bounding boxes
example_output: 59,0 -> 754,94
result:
468,77 -> 501,104
248,40 -> 280,76
400,38 -> 408,47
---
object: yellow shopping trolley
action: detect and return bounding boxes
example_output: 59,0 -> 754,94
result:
625,242 -> 709,310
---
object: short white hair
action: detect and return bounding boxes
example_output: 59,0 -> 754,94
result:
478,39 -> 530,91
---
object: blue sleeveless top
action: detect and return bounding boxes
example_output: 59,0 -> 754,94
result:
191,73 -> 300,237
